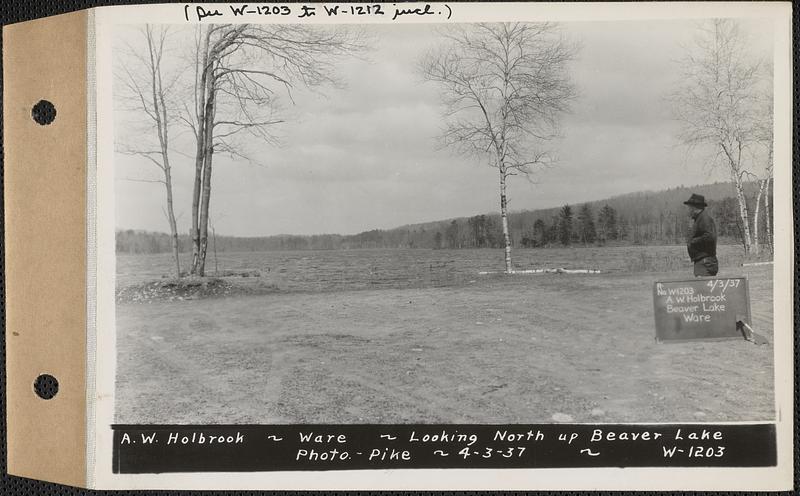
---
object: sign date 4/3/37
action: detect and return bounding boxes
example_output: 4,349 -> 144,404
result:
459,446 -> 527,459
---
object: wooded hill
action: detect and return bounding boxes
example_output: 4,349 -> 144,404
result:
117,181 -> 771,254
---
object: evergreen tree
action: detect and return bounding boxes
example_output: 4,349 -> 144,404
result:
532,218 -> 548,247
559,205 -> 574,246
577,204 -> 597,245
713,197 -> 743,239
548,216 -> 560,246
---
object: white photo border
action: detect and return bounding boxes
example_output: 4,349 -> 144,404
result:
92,2 -> 794,490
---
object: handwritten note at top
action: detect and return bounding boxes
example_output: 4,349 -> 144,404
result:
183,4 -> 454,22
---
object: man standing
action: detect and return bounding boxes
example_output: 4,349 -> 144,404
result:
684,194 -> 718,276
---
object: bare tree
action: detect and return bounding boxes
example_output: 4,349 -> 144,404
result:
762,169 -> 773,255
182,24 -> 365,276
116,25 -> 182,278
669,19 -> 770,256
751,156 -> 773,257
751,85 -> 774,256
421,23 -> 578,273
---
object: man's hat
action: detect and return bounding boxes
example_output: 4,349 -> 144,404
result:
683,193 -> 707,207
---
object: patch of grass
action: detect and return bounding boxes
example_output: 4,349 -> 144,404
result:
116,276 -> 278,304
622,246 -> 773,273
624,251 -> 691,273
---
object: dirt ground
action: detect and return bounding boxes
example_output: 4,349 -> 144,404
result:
115,265 -> 774,424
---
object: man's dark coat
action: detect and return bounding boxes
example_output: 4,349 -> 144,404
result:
687,209 -> 717,262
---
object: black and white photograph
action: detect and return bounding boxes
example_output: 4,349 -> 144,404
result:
0,0 -> 792,491
110,13 -> 782,429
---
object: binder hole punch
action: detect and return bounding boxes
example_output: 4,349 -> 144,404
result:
31,99 -> 56,125
33,374 -> 59,399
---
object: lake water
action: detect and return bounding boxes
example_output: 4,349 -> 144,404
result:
116,245 -> 748,292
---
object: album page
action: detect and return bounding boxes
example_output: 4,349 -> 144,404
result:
83,2 -> 793,490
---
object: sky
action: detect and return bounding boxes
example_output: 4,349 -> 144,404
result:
113,19 -> 774,236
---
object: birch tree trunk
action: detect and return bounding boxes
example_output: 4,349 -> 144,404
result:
732,173 -> 752,255
764,177 -> 772,254
499,169 -> 512,274
753,178 -> 765,256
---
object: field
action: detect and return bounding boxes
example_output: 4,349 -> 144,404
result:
116,244 -> 757,291
115,245 -> 775,424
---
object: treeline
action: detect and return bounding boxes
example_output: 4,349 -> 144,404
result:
117,181 -> 772,254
